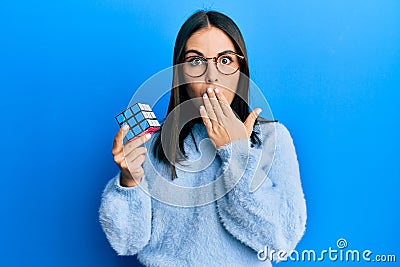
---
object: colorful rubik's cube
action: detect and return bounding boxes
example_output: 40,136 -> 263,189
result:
115,102 -> 161,143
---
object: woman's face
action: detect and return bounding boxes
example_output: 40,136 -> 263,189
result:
182,27 -> 240,107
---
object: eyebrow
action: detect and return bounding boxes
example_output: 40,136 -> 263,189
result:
183,49 -> 237,58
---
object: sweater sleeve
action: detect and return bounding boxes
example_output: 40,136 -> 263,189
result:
99,172 -> 152,255
215,122 -> 307,257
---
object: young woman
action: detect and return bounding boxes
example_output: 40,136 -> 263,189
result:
100,10 -> 307,266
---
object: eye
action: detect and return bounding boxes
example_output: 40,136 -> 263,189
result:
219,56 -> 233,65
188,57 -> 203,66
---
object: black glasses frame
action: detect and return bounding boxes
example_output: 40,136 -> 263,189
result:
182,51 -> 245,78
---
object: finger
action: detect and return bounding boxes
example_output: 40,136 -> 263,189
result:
120,159 -> 128,170
214,87 -> 234,116
124,146 -> 147,160
127,154 -> 146,167
206,87 -> 224,122
112,125 -> 129,155
244,108 -> 262,136
199,105 -> 213,132
202,92 -> 218,124
113,152 -> 125,165
124,132 -> 152,153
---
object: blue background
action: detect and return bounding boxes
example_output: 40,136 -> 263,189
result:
0,0 -> 399,266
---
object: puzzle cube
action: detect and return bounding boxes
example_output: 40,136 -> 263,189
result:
115,102 -> 161,144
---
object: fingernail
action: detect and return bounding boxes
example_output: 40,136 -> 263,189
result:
145,133 -> 151,139
256,108 -> 262,115
207,87 -> 213,93
214,88 -> 219,93
199,105 -> 205,110
203,93 -> 208,98
122,124 -> 129,131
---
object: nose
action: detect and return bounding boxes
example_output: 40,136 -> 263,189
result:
205,61 -> 219,83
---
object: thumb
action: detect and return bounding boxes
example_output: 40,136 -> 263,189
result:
244,108 -> 262,134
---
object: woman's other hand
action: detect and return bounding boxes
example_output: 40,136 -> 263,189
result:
112,125 -> 152,187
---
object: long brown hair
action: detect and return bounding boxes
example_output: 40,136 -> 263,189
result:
153,10 -> 273,180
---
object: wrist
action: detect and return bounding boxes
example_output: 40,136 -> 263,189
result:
120,171 -> 140,187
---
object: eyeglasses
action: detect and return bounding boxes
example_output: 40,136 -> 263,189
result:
182,51 -> 245,77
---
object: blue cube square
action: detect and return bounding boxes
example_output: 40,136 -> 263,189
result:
131,104 -> 140,114
132,125 -> 141,135
124,108 -> 133,119
135,112 -> 144,122
116,114 -> 125,124
127,117 -> 136,127
126,130 -> 134,140
140,120 -> 150,130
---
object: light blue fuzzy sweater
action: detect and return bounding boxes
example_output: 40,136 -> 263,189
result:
99,121 -> 307,266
